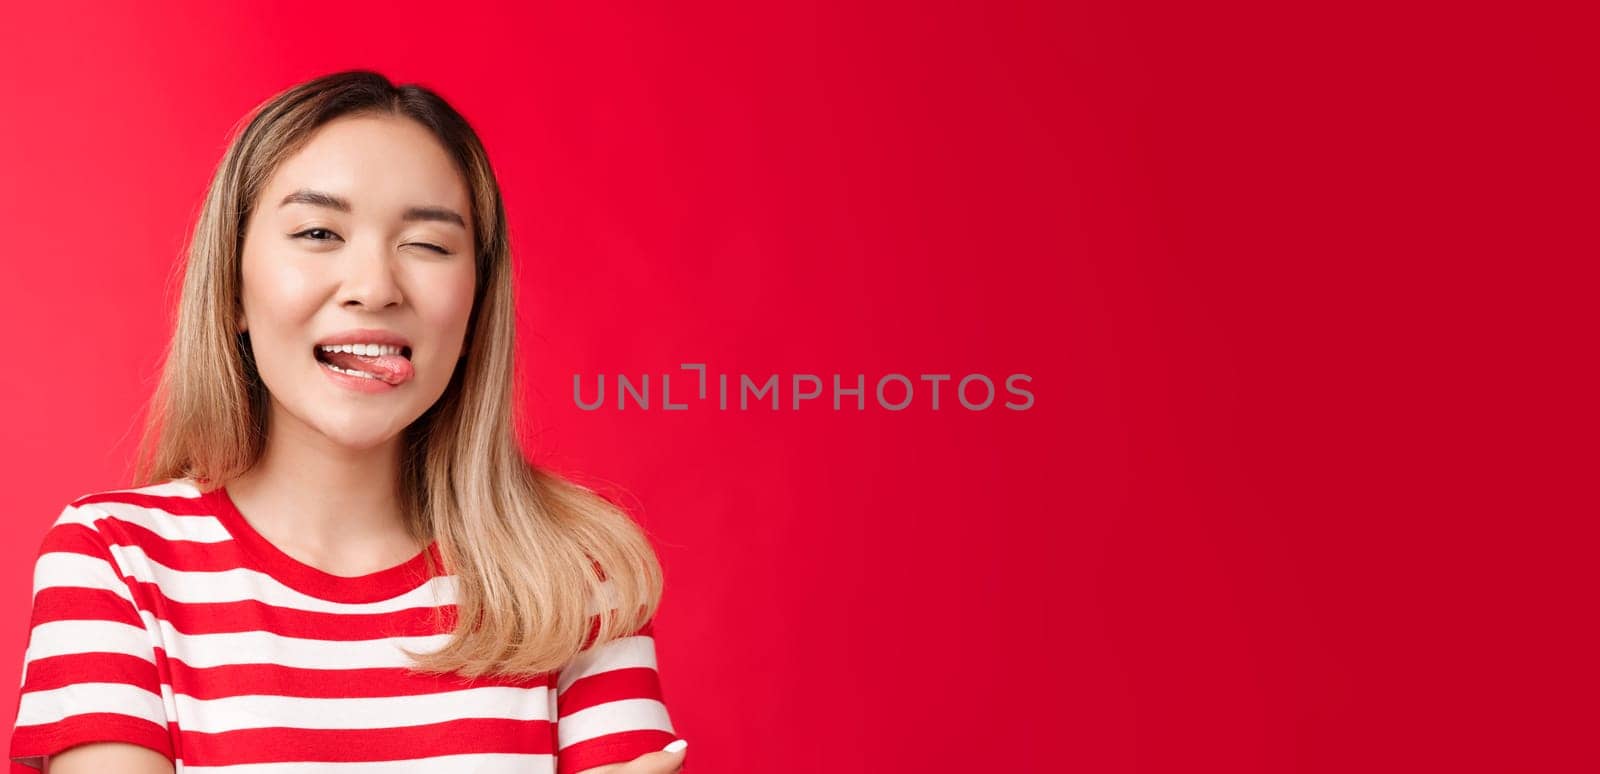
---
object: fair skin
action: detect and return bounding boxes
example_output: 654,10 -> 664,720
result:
47,114 -> 685,773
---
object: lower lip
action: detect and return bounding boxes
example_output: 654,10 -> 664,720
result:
317,358 -> 402,394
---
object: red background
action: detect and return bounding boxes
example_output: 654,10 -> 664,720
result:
0,2 -> 1592,772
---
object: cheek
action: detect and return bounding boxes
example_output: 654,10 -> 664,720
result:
416,266 -> 477,347
241,256 -> 320,319
239,260 -> 323,372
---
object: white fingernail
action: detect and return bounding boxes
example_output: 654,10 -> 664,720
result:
662,739 -> 688,753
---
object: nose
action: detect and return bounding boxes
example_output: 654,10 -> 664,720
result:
338,238 -> 404,311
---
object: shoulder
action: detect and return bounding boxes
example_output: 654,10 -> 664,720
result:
36,477 -> 216,565
63,476 -> 210,516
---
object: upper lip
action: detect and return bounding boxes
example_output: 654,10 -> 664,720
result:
314,328 -> 412,350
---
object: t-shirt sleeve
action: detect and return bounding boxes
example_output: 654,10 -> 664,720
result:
8,501 -> 174,769
552,583 -> 680,774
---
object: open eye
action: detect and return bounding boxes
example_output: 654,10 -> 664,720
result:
291,228 -> 342,243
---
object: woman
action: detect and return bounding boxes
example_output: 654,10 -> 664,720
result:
9,70 -> 689,774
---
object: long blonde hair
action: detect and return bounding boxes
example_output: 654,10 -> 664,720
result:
130,69 -> 664,679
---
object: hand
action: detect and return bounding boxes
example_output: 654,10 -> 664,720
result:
576,739 -> 688,774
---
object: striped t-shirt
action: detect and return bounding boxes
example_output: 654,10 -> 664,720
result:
8,478 -> 679,772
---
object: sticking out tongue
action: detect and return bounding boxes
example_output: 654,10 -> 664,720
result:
321,350 -> 415,385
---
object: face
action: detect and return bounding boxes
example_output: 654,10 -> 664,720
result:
237,113 -> 477,452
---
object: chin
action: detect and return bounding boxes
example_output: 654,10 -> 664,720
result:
319,426 -> 406,451
308,410 -> 414,451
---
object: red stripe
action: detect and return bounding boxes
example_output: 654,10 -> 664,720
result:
101,515 -> 256,573
19,651 -> 161,694
133,583 -> 457,639
10,713 -> 173,760
158,650 -> 552,699
28,585 -> 144,628
37,543 -> 461,641
39,520 -> 117,560
72,489 -> 215,515
558,666 -> 664,716
557,730 -> 679,774
176,717 -> 557,764
42,504 -> 459,640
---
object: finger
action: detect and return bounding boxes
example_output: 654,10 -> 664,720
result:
628,739 -> 688,773
665,738 -> 688,771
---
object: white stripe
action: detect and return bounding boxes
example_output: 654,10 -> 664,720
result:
161,680 -> 179,729
558,697 -> 674,747
67,499 -> 234,543
14,680 -> 167,726
145,614 -> 453,670
73,478 -> 203,501
171,684 -> 553,734
32,551 -> 138,604
556,635 -> 659,694
179,754 -> 553,774
111,544 -> 457,613
24,619 -> 156,663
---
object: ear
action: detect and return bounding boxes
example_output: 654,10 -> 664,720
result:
235,309 -> 247,335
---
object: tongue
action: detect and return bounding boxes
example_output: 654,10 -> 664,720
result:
322,351 -> 414,385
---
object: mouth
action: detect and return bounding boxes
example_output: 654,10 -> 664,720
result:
312,343 -> 416,386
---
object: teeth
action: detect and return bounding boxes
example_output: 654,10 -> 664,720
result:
321,361 -> 381,380
318,343 -> 404,357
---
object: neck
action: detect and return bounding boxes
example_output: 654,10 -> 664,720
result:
225,397 -> 415,561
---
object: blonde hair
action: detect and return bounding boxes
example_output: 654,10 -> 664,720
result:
130,69 -> 664,679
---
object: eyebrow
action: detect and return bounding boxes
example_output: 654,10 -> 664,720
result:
278,188 -> 467,228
